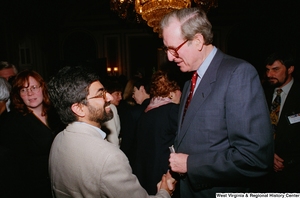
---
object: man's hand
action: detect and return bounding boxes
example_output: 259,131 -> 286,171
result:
274,153 -> 284,172
169,153 -> 188,174
157,170 -> 177,195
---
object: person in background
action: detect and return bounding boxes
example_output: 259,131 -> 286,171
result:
0,61 -> 18,82
134,70 -> 181,196
102,80 -> 123,146
106,80 -> 123,107
160,7 -> 273,197
121,76 -> 139,107
0,69 -> 64,197
0,61 -> 18,112
47,66 -> 176,198
263,52 -> 300,192
118,76 -> 139,144
0,77 -> 11,116
132,77 -> 151,106
119,77 -> 151,168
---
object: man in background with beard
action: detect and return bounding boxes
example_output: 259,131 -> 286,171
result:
263,52 -> 300,192
47,66 -> 175,198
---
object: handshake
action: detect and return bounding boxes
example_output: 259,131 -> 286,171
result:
157,170 -> 177,196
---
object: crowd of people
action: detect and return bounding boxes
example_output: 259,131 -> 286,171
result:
0,7 -> 299,198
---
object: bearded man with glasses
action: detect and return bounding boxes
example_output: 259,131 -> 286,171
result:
47,66 -> 176,198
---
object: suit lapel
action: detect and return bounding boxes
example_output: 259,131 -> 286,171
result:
176,49 -> 224,148
278,81 -> 300,124
177,81 -> 190,124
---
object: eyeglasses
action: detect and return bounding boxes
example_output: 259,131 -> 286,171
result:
86,88 -> 107,100
163,39 -> 189,58
20,85 -> 41,95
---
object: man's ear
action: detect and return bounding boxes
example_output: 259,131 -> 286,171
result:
288,65 -> 294,75
140,85 -> 145,93
194,33 -> 204,51
71,103 -> 85,117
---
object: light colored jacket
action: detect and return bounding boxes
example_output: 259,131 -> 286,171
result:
49,122 -> 170,198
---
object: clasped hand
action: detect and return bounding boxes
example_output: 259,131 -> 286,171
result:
157,170 -> 177,195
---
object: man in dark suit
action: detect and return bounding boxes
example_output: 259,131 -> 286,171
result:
120,77 -> 151,168
263,52 -> 300,192
159,7 -> 274,197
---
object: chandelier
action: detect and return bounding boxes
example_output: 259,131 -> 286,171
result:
110,0 -> 218,33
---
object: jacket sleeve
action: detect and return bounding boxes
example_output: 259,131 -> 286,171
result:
100,148 -> 170,198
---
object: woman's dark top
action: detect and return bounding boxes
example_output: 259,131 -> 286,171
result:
0,108 -> 65,197
133,103 -> 179,195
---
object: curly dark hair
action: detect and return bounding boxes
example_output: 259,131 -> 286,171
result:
11,69 -> 51,116
150,70 -> 180,98
265,51 -> 295,69
48,66 -> 99,125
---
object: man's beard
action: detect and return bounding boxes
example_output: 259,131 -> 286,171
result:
267,71 -> 288,88
87,102 -> 113,125
267,78 -> 283,88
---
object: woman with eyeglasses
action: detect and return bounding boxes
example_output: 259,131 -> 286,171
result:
0,69 -> 64,197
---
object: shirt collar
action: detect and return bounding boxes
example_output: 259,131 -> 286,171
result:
75,121 -> 106,139
196,46 -> 217,78
278,78 -> 294,95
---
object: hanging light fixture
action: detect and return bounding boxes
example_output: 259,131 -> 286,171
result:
110,0 -> 218,33
135,0 -> 191,33
110,0 -> 142,23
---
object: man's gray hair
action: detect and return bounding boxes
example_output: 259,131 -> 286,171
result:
0,61 -> 18,74
0,77 -> 11,101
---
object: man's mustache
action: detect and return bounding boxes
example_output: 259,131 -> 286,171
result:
104,101 -> 111,108
267,77 -> 277,80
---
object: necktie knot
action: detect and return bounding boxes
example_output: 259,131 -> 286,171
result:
276,88 -> 283,95
191,71 -> 198,85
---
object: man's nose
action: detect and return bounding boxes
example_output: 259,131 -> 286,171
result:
105,92 -> 113,102
266,70 -> 273,77
167,51 -> 175,61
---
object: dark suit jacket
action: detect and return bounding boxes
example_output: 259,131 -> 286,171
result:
264,79 -> 300,192
134,103 -> 178,195
175,49 -> 274,197
119,98 -> 150,167
0,109 -> 64,197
